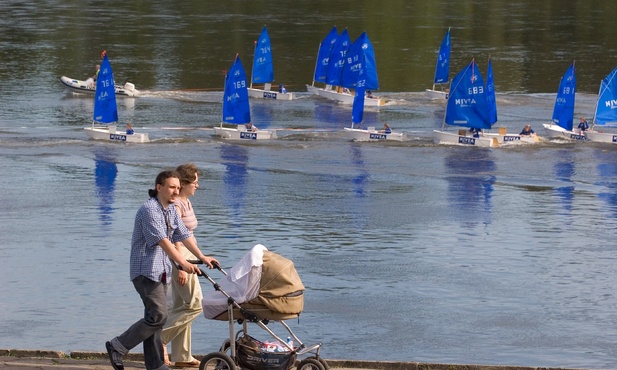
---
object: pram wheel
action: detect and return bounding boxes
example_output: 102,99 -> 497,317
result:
199,352 -> 237,370
305,357 -> 329,370
296,358 -> 326,370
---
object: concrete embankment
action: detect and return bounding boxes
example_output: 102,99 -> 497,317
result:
0,349 -> 592,370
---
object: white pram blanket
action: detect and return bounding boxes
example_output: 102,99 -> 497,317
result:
202,244 -> 267,319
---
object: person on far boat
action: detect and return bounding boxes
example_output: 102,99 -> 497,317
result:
519,124 -> 535,136
105,170 -> 219,370
367,90 -> 375,99
89,64 -> 101,88
380,123 -> 392,134
469,127 -> 481,138
578,117 -> 589,132
278,84 -> 287,94
245,122 -> 258,132
126,123 -> 134,135
161,163 -> 205,369
93,64 -> 100,81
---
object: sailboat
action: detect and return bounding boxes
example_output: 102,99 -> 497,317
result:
306,26 -> 339,95
84,54 -> 149,143
425,28 -> 451,100
344,57 -> 405,141
213,54 -> 277,140
433,58 -> 499,147
247,26 -> 294,100
316,30 -> 384,107
542,61 -> 584,140
583,65 -> 617,143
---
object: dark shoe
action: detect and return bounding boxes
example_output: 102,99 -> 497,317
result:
106,341 -> 124,370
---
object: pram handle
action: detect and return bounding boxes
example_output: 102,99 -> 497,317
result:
186,259 -> 223,271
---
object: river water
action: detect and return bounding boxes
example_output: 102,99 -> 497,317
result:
1,1 -> 617,369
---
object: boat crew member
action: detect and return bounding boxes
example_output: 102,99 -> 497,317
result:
278,84 -> 287,94
367,91 -> 375,99
126,123 -> 134,135
381,123 -> 392,134
469,127 -> 481,138
245,122 -> 258,132
578,117 -> 589,131
519,124 -> 535,136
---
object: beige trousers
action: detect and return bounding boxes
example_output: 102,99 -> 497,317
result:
161,247 -> 204,362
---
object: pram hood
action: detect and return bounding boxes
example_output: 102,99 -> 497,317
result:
202,244 -> 305,320
258,249 -> 305,314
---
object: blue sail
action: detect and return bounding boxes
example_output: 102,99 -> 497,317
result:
223,55 -> 251,125
444,59 -> 492,129
352,62 -> 366,126
433,28 -> 451,85
593,65 -> 617,126
93,54 -> 118,124
325,28 -> 350,86
486,58 -> 498,125
341,32 -> 379,90
251,26 -> 274,84
314,26 -> 339,83
551,62 -> 576,131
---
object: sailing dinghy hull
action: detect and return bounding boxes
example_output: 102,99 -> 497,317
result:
213,126 -> 277,140
61,76 -> 139,97
85,126 -> 149,143
344,128 -> 406,142
316,86 -> 384,106
433,130 -> 497,147
542,123 -> 586,140
584,130 -> 617,143
425,89 -> 448,100
248,85 -> 295,100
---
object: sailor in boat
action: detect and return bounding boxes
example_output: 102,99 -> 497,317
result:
245,122 -> 258,132
519,124 -> 536,136
380,123 -> 392,134
126,123 -> 134,135
367,90 -> 376,99
578,117 -> 589,132
469,127 -> 481,138
90,64 -> 100,87
278,84 -> 287,94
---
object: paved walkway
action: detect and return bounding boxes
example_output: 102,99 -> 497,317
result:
0,350 -> 590,370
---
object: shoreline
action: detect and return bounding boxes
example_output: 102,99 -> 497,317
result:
0,349 -> 592,370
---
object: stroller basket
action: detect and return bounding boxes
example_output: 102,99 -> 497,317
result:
236,335 -> 297,370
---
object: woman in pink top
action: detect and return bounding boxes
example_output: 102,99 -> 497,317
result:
162,163 -> 203,368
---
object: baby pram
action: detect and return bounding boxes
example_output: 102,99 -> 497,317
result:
195,244 -> 328,370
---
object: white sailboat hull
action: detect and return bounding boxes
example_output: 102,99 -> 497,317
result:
247,87 -> 295,100
433,130 -> 497,147
213,126 -> 277,140
84,125 -> 149,143
433,129 -> 536,147
306,84 -> 319,95
584,130 -> 617,143
315,86 -> 385,106
425,89 -> 448,100
344,127 -> 406,142
483,132 -> 539,144
542,123 -> 586,140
